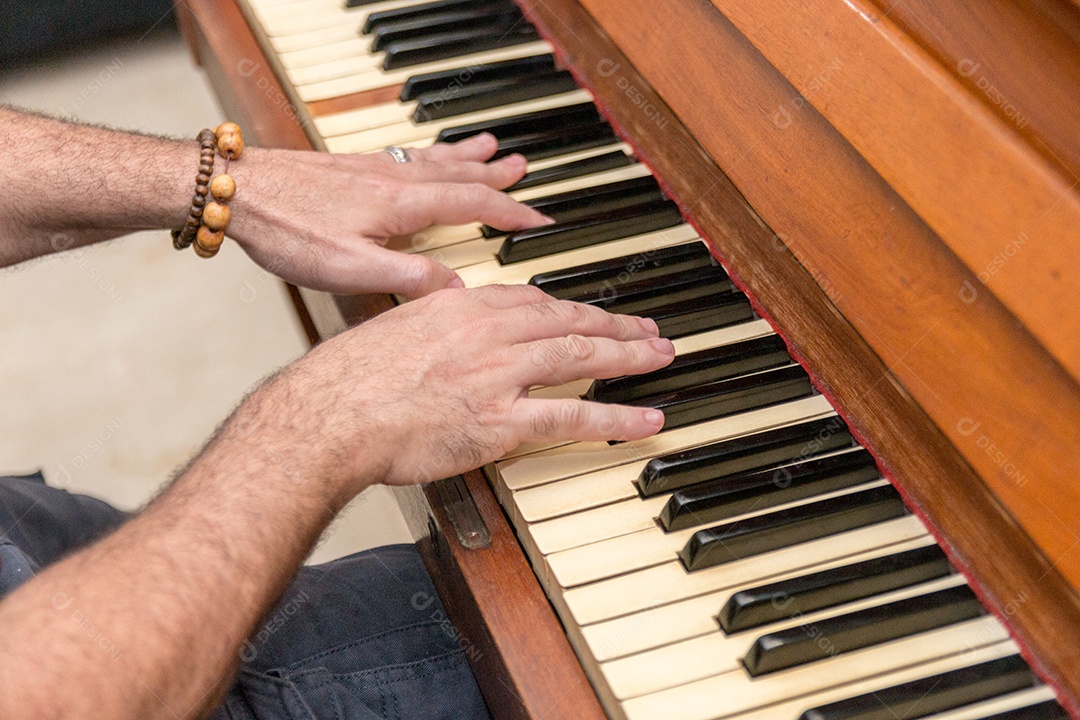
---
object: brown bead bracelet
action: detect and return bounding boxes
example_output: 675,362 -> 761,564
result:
172,123 -> 244,258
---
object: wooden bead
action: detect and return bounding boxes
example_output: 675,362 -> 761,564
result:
215,122 -> 242,138
196,225 -> 225,252
210,174 -> 236,201
193,240 -> 219,259
217,133 -> 244,159
192,194 -> 206,208
198,129 -> 217,144
202,201 -> 231,231
195,184 -> 208,197
196,172 -> 211,185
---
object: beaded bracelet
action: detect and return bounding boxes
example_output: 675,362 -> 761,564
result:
171,129 -> 217,250
172,122 -> 244,258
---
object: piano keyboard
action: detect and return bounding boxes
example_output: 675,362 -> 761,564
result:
237,1 -> 1070,718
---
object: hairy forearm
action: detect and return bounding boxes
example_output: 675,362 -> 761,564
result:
0,106 -> 194,268
0,367 -> 370,719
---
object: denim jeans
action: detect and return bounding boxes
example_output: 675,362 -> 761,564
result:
0,473 -> 491,720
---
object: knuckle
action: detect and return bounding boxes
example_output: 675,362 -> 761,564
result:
403,257 -> 435,293
558,401 -> 588,429
560,334 -> 595,363
529,406 -> 562,437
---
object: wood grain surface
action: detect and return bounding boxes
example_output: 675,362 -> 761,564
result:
521,0 -> 1080,708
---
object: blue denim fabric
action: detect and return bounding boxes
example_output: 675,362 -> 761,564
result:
0,472 -> 128,597
0,474 -> 491,720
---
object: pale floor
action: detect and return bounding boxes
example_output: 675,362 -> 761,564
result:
0,27 -> 411,563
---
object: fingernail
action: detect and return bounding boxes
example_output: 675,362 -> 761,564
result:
541,215 -> 557,225
644,410 -> 665,427
500,153 -> 526,166
650,337 -> 675,354
472,132 -> 495,144
638,317 -> 659,335
448,275 -> 465,289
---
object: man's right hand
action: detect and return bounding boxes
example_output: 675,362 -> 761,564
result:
243,284 -> 676,502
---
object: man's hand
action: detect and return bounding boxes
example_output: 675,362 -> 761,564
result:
0,285 -> 673,720
228,133 -> 549,298
261,284 -> 676,497
0,108 -> 549,299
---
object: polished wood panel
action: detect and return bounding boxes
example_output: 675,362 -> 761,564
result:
712,0 -> 1080,384
519,0 -> 1080,709
867,0 -> 1080,182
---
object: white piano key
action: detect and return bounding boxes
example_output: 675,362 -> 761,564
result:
457,224 -> 701,289
279,37 -> 373,70
255,0 -> 418,37
601,574 -> 967,700
286,51 -> 387,86
497,394 -> 834,491
311,40 -> 554,136
546,479 -> 889,588
561,515 -> 929,626
324,87 -> 590,149
914,687 -> 1058,720
582,535 -> 940,662
268,23 -> 368,53
723,640 -> 1026,720
302,42 -> 557,103
620,616 -> 1010,720
532,496 -> 667,555
530,458 -> 878,555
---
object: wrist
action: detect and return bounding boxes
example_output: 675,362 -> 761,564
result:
219,362 -> 386,512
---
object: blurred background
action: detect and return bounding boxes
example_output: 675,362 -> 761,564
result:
0,1 -> 411,562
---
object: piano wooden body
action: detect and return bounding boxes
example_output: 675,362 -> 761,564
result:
176,0 -> 1080,717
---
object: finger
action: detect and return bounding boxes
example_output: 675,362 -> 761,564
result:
511,398 -> 665,444
471,283 -> 558,309
410,133 -> 499,163
387,182 -> 553,235
356,245 -> 464,299
516,335 -> 675,387
509,299 -> 661,343
394,154 -> 528,189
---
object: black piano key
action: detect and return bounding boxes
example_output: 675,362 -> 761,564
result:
589,335 -> 789,405
648,291 -> 756,339
413,70 -> 579,123
507,150 -> 634,192
492,124 -> 620,161
363,0 -> 508,34
483,175 -> 663,237
741,584 -> 985,676
663,447 -> 881,533
570,264 -> 732,320
529,241 -> 713,298
372,5 -> 520,52
641,364 -> 813,432
497,200 -> 683,264
798,655 -> 1038,720
401,53 -> 556,102
347,0 -> 398,7
383,23 -> 540,71
679,484 -> 908,573
981,701 -> 1070,720
437,102 -> 601,143
717,542 -> 951,632
636,415 -> 854,497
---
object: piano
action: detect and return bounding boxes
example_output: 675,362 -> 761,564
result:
174,0 -> 1080,718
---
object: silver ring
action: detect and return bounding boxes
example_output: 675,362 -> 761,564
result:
384,145 -> 411,164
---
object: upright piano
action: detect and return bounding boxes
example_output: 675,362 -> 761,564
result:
175,1 -> 1080,717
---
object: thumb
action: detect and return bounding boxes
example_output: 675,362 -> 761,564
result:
365,246 -> 463,299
